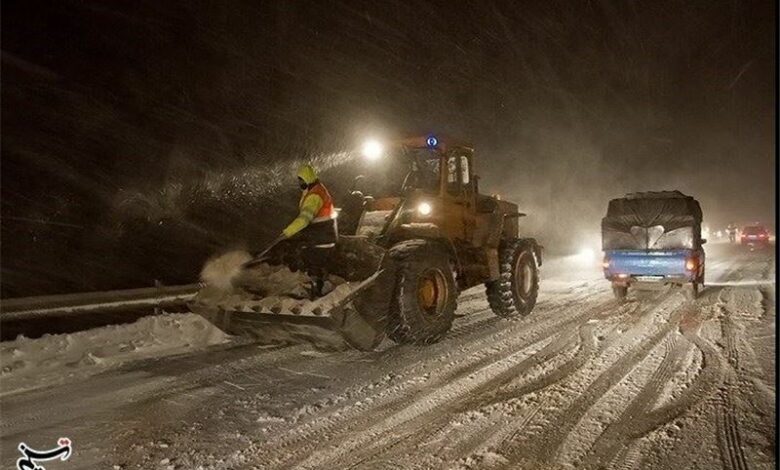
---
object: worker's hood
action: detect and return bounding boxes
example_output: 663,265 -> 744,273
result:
297,164 -> 318,185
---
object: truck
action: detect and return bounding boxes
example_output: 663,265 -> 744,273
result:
191,135 -> 543,349
601,191 -> 706,301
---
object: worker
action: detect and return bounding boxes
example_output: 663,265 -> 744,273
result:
278,164 -> 337,297
281,163 -> 337,244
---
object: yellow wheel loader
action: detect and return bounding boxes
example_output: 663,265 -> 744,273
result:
190,135 -> 542,350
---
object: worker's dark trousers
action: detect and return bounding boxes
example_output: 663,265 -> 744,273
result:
290,218 -> 338,246
276,219 -> 338,297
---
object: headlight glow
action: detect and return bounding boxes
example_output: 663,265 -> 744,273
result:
361,140 -> 384,160
577,247 -> 595,262
417,202 -> 432,216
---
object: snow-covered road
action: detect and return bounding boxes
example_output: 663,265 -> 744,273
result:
1,243 -> 774,470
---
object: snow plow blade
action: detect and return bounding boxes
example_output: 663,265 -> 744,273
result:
189,271 -> 386,350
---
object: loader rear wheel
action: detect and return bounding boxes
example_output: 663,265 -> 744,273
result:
486,240 -> 539,318
387,240 -> 457,344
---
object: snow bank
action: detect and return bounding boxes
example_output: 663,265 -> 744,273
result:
0,312 -> 230,396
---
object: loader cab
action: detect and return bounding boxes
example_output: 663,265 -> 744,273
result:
396,137 -> 476,197
395,137 -> 479,242
354,135 -> 476,198
354,135 -> 484,244
404,149 -> 473,191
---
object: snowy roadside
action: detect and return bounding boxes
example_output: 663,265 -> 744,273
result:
0,256 -> 601,399
0,312 -> 230,397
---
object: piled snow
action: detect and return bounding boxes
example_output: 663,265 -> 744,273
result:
235,262 -> 314,298
200,251 -> 335,299
0,312 -> 230,396
198,258 -> 350,311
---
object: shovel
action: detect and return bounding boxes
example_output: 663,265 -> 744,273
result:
242,234 -> 286,269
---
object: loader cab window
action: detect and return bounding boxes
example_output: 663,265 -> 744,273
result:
447,156 -> 458,184
446,154 -> 473,195
417,156 -> 440,192
460,156 -> 471,184
402,149 -> 440,194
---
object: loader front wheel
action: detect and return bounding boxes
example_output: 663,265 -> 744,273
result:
486,240 -> 539,318
387,240 -> 457,344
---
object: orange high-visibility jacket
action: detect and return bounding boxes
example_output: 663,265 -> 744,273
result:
283,165 -> 335,238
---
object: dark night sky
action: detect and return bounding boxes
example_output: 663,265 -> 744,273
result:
1,0 -> 776,296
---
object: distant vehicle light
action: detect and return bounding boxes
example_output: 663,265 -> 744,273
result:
685,258 -> 696,271
617,273 -> 630,279
417,201 -> 433,216
426,135 -> 438,148
362,139 -> 384,160
602,259 -> 610,269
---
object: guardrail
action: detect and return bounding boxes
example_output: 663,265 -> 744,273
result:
0,284 -> 201,322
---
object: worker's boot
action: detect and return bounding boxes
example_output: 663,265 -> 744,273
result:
310,277 -> 325,300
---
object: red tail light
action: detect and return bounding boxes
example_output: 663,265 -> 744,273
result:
685,258 -> 696,271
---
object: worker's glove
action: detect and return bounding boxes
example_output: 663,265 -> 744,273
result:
281,225 -> 296,238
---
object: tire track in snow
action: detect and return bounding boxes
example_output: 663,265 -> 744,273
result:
339,323 -> 599,469
497,295 -> 686,468
441,295 -> 658,466
717,292 -> 751,470
579,333 -> 688,469
580,304 -> 726,469
620,250 -> 770,470
363,294 -> 662,469
252,295 -> 617,468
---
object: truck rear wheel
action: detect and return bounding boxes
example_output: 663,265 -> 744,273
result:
486,240 -> 539,318
387,240 -> 457,344
683,282 -> 699,300
612,284 -> 628,302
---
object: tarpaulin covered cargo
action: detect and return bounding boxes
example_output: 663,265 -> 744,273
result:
601,191 -> 703,250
